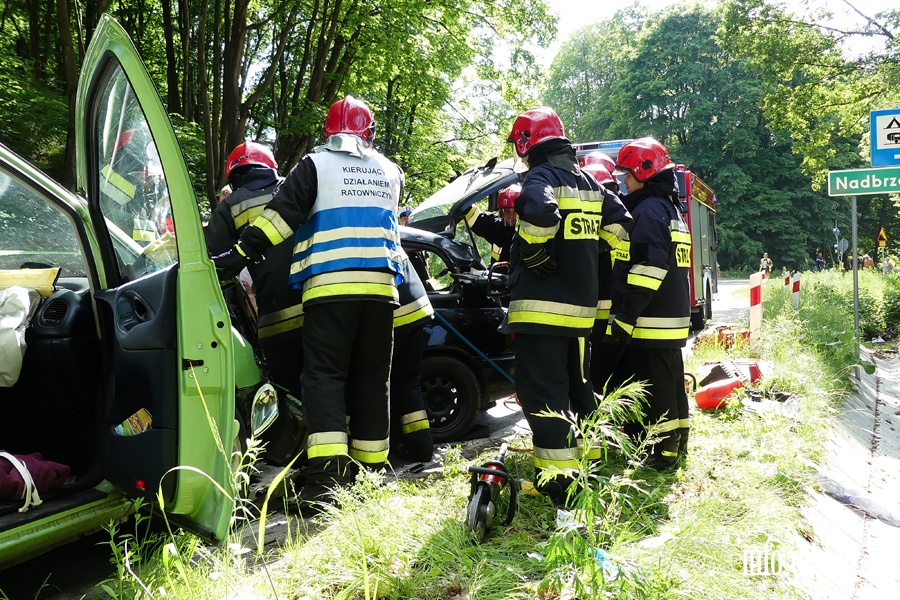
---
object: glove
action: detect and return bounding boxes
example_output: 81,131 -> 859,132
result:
608,316 -> 635,345
523,247 -> 557,278
212,242 -> 264,280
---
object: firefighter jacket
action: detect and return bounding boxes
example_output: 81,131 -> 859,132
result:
243,134 -> 404,307
596,187 -> 627,324
394,252 -> 434,331
465,206 -> 514,264
608,170 -> 691,348
508,160 -> 632,337
204,166 -> 304,341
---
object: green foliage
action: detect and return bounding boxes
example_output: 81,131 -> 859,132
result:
0,55 -> 68,180
168,113 -> 211,216
543,3 -> 839,272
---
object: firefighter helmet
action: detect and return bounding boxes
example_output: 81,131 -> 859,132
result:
582,151 -> 616,174
226,141 -> 277,179
615,137 -> 674,182
507,107 -> 565,157
325,95 -> 376,146
582,163 -> 615,187
497,184 -> 521,209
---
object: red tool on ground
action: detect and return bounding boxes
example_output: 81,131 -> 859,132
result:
466,443 -> 517,541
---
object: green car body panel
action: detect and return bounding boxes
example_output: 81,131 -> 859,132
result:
0,14 -> 255,568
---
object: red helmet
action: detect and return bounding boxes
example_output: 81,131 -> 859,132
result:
582,163 -> 615,187
325,95 -> 376,146
507,107 -> 565,157
226,142 -> 277,179
582,151 -> 616,174
497,184 -> 521,209
615,137 -> 674,182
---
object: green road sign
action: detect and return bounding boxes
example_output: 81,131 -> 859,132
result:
828,166 -> 900,196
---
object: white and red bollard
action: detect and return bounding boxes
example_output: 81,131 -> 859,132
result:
792,272 -> 800,310
750,272 -> 762,350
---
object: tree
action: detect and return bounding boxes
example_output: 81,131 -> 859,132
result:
544,3 -> 839,271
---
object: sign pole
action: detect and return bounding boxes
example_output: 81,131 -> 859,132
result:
852,195 -> 860,364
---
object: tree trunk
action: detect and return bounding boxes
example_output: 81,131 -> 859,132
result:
56,0 -> 78,189
161,0 -> 180,114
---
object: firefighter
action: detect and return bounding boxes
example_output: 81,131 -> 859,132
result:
603,137 -> 692,469
464,184 -> 520,265
205,141 -> 305,466
390,250 -> 435,462
582,162 -> 628,396
505,107 -> 631,505
212,96 -> 404,508
582,152 -> 617,183
100,127 -> 165,243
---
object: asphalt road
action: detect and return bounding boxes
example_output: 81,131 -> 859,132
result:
0,279 -> 753,599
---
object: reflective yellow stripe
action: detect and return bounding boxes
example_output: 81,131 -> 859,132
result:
257,303 -> 305,339
258,303 -> 305,327
518,221 -> 559,244
509,299 -> 595,329
671,230 -> 691,244
304,282 -> 396,303
603,223 -> 628,244
258,315 -> 304,339
230,193 -> 272,229
578,336 -> 586,382
293,226 -> 400,255
233,205 -> 267,230
394,295 -> 433,327
555,186 -> 605,203
533,446 -> 579,470
302,270 -> 398,303
401,410 -> 430,434
579,445 -> 604,460
491,244 -> 501,261
613,318 -> 634,335
677,418 -> 691,428
613,242 -> 630,263
653,419 -> 680,434
631,264 -> 667,280
465,206 -> 480,227
556,196 -> 582,211
101,164 -> 137,205
349,438 -> 390,465
633,327 -> 690,340
307,431 -> 348,459
257,208 -> 293,245
627,273 -> 663,290
637,316 -> 691,328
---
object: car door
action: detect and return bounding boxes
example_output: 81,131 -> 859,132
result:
75,14 -> 236,541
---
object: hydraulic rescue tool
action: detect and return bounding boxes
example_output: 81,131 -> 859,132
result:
466,443 -> 518,541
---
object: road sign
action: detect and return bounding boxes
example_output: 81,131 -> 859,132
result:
878,227 -> 888,244
871,109 -> 900,167
828,166 -> 900,196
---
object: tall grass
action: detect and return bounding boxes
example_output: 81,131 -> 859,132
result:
88,268 -> 885,599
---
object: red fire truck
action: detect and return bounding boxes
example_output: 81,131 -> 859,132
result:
574,139 -> 718,330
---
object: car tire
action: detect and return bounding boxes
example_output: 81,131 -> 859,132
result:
420,355 -> 481,443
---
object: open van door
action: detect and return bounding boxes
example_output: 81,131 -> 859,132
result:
75,14 -> 236,541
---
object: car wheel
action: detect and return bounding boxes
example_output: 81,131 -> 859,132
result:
420,355 -> 481,443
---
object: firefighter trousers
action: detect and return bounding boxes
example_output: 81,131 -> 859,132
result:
390,324 -> 433,462
301,300 -> 393,495
615,346 -> 686,467
258,329 -> 305,466
514,333 -> 592,505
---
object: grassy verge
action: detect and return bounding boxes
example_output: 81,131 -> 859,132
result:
95,269 -> 895,599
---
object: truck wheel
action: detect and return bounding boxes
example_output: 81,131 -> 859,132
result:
704,283 -> 713,322
690,308 -> 706,331
420,355 -> 481,443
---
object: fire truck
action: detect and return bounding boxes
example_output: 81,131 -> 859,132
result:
574,139 -> 718,330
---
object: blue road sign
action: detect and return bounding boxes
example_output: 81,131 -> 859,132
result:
871,108 -> 900,167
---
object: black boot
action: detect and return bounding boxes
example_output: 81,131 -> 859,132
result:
677,427 -> 690,462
